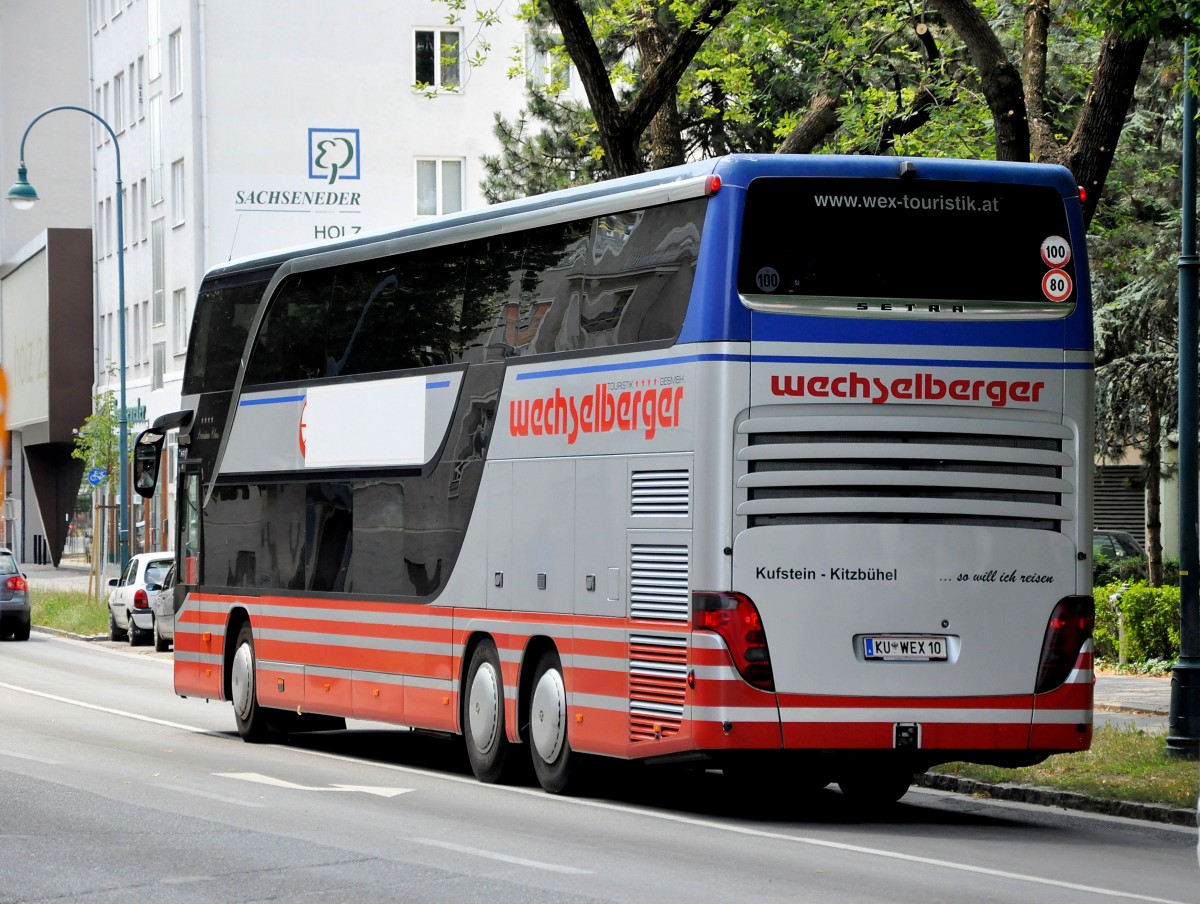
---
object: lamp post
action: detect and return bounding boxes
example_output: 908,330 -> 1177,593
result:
1169,42 -> 1200,760
6,105 -> 129,570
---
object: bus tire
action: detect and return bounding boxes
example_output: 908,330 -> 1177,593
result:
837,768 -> 913,807
528,649 -> 576,794
231,621 -> 272,743
464,640 -> 511,783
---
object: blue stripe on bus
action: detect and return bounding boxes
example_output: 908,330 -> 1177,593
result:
239,381 -> 451,405
239,394 -> 305,406
513,352 -> 1091,381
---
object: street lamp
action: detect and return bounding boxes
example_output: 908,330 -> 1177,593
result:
1170,43 -> 1200,760
6,105 -> 129,570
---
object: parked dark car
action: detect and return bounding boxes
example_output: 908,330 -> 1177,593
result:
0,548 -> 31,641
1093,529 -> 1145,560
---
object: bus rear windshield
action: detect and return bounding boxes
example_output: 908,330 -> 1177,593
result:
737,177 -> 1078,315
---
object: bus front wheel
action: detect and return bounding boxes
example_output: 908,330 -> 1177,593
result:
231,622 -> 272,743
464,640 -> 511,782
528,650 -> 577,794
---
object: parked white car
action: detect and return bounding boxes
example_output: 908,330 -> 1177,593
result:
150,562 -> 176,652
107,553 -> 173,646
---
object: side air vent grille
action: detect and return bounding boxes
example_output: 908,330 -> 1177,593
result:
629,634 -> 687,741
737,413 -> 1074,530
629,545 -> 690,621
631,469 -> 690,517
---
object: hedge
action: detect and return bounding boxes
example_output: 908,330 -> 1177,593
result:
1092,581 -> 1181,663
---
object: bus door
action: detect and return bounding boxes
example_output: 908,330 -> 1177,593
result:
174,463 -> 213,698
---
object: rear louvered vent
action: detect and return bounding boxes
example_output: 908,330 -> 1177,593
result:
737,413 -> 1074,530
629,634 -> 687,741
631,469 -> 690,517
630,545 -> 690,621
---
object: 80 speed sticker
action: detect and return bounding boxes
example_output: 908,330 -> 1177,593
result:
1042,268 -> 1073,303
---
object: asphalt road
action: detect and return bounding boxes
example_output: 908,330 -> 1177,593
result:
0,633 -> 1196,904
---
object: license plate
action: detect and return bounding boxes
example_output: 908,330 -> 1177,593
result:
864,635 -> 948,661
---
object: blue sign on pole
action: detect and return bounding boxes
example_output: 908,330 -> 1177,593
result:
87,468 -> 108,487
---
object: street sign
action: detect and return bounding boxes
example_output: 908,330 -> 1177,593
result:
87,468 -> 108,486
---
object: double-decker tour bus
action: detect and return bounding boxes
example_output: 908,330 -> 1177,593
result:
135,154 -> 1094,803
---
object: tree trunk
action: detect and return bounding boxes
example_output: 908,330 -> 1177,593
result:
1063,33 -> 1149,227
927,0 -> 1030,161
636,15 -> 686,169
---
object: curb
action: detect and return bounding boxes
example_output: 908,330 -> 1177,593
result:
917,773 -> 1197,828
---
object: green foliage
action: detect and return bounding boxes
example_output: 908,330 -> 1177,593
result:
71,386 -> 121,478
1093,580 -> 1181,662
1093,553 -> 1180,586
1085,0 -> 1200,40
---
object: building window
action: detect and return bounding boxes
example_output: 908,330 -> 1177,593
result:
113,71 -> 125,132
106,198 -> 114,257
173,287 -> 188,353
152,342 -> 166,390
147,0 -> 161,81
152,218 -> 165,325
170,159 -> 185,225
136,56 -> 145,120
416,158 -> 463,216
149,95 -> 163,204
414,28 -> 460,89
168,29 -> 182,97
525,31 -> 571,90
94,87 -> 103,146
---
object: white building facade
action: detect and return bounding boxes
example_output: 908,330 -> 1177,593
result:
77,0 -> 557,561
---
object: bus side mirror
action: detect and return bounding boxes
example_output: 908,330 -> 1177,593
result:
133,429 -> 165,498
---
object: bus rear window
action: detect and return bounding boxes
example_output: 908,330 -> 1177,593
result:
737,177 -> 1078,318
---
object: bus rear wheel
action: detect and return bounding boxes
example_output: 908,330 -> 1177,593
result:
837,767 -> 913,807
231,622 -> 272,743
528,650 -> 577,794
464,640 -> 512,783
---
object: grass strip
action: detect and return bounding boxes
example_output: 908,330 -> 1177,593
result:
31,588 -> 108,637
932,724 -> 1199,811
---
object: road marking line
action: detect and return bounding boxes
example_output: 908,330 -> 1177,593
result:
410,837 -> 593,874
0,679 -> 1187,903
217,771 -> 412,798
0,748 -> 62,765
0,681 -> 222,736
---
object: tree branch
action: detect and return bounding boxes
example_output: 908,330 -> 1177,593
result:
928,0 -> 1029,160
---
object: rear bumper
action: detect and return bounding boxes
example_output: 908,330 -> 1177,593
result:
683,634 -> 1092,761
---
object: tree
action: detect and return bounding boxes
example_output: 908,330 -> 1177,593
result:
512,0 -> 1198,227
1090,40 -> 1189,586
71,386 -> 123,480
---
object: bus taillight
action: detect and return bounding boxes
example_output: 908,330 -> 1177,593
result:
1035,595 -> 1094,694
691,591 -> 774,691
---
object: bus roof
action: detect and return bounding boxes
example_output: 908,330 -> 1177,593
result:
202,154 -> 1080,282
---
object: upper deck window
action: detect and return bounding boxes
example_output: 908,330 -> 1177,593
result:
737,177 -> 1078,319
